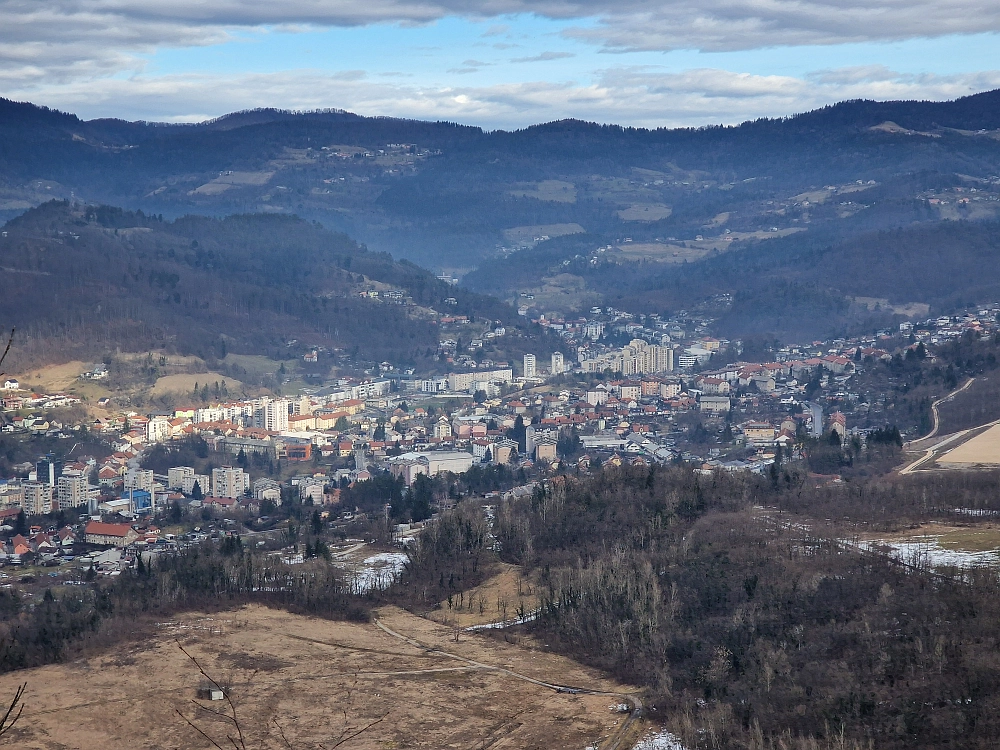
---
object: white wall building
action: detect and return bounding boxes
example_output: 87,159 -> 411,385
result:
212,467 -> 249,499
523,353 -> 536,378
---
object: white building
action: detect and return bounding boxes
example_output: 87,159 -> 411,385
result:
254,398 -> 289,433
212,467 -> 249,499
124,469 -> 154,495
551,352 -> 564,375
388,451 -> 475,485
523,354 -> 536,378
22,481 -> 52,515
183,474 -> 210,497
147,416 -> 172,443
253,478 -> 281,502
57,471 -> 88,510
167,466 -> 195,490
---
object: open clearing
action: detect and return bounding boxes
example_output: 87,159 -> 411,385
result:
935,422 -> 1000,467
427,563 -> 542,629
502,223 -> 585,245
150,372 -> 245,397
617,204 -> 672,222
13,360 -> 89,392
858,523 -> 1000,569
508,180 -> 577,203
6,604 -> 639,750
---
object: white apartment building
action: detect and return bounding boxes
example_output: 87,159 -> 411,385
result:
57,470 -> 88,510
147,416 -> 172,443
254,398 -> 290,433
183,474 -> 210,497
167,466 -> 195,490
581,339 -> 673,375
551,351 -> 564,375
212,466 -> 249,499
124,468 -> 154,494
523,353 -> 536,378
22,481 -> 52,515
447,369 -> 513,393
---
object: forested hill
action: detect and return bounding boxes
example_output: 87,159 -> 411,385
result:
0,201 -> 527,372
3,91 -> 1000,274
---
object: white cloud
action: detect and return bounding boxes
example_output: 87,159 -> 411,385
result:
10,65 -> 1000,130
2,0 -> 1000,92
510,51 -> 576,62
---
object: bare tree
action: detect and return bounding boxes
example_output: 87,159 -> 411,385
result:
0,682 -> 26,742
0,327 -> 13,379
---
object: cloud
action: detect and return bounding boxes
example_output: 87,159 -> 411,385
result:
510,51 -> 575,62
10,65 -> 1000,131
2,0 -> 1000,93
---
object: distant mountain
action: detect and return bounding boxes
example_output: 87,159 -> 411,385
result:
0,201 -> 535,373
3,92 -> 1000,342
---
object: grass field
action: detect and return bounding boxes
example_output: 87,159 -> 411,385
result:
12,360 -> 88,392
502,223 -> 585,246
508,180 -> 577,203
936,423 -> 1000,466
6,604 -> 638,750
150,372 -> 245,397
617,204 -> 672,222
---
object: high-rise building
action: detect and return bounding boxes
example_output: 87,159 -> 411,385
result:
124,469 -> 154,494
22,482 -> 52,515
253,398 -> 289,432
551,351 -> 564,375
36,456 -> 62,486
167,466 -> 195,490
212,467 -> 249,499
57,470 -> 88,510
523,353 -> 537,378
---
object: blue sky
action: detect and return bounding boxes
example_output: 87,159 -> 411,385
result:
2,2 -> 1000,128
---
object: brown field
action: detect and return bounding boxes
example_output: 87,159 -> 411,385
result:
5,604 -> 640,750
150,372 -> 245,397
426,563 -> 542,628
502,223 -> 585,245
617,203 -> 672,222
13,360 -> 89,392
937,422 -> 1000,466
508,180 -> 577,203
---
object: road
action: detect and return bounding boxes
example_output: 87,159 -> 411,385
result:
898,377 -> 979,475
373,616 -> 645,750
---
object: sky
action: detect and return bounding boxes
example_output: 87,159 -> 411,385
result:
2,0 -> 1000,129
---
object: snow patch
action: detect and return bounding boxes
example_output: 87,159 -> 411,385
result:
860,538 -> 1000,569
632,729 -> 688,750
347,552 -> 408,593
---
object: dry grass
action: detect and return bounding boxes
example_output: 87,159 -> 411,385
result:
502,223 -> 585,245
937,423 -> 1000,466
617,204 -> 672,221
508,180 -> 577,203
6,604 -> 635,750
426,564 -> 542,628
150,372 -> 244,397
859,523 -> 1000,553
13,360 -> 88,392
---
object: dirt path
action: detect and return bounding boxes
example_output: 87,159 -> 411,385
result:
373,615 -> 645,750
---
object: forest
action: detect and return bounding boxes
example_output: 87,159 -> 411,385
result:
396,465 -> 1000,750
0,200 -> 550,373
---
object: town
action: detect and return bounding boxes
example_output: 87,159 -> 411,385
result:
2,299 -> 997,574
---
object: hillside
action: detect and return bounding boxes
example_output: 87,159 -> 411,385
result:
3,92 -> 1000,278
0,201 -> 538,374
